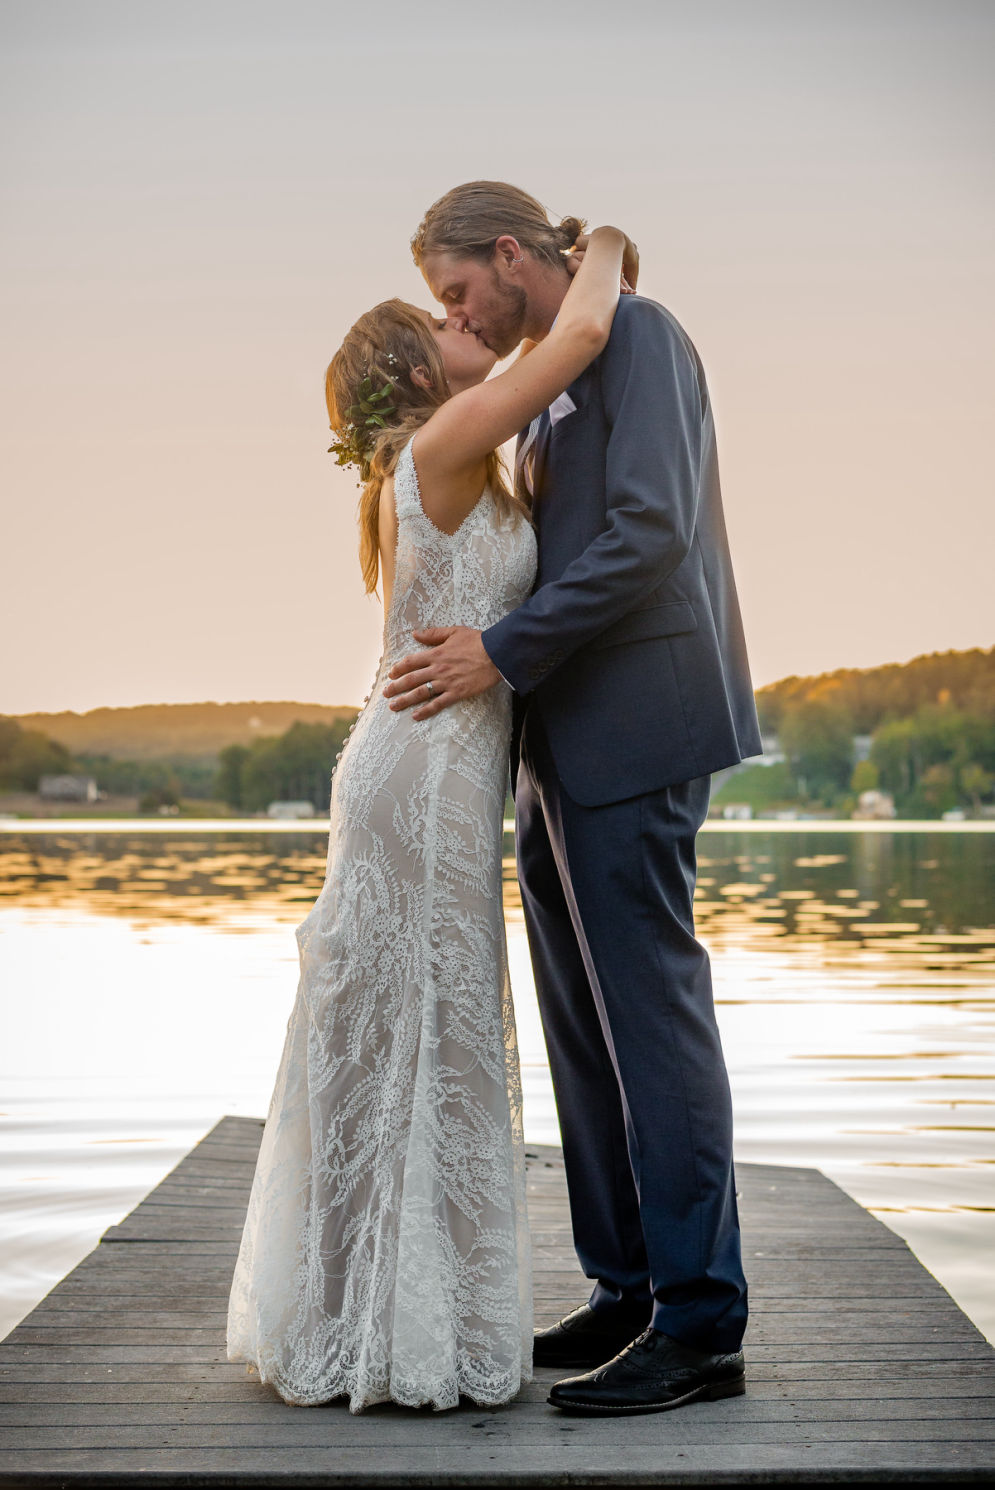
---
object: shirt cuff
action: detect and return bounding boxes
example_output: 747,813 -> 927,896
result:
482,630 -> 516,693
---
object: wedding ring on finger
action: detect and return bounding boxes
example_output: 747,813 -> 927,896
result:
425,680 -> 435,699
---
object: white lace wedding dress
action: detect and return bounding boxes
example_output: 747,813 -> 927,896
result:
226,436 -> 537,1412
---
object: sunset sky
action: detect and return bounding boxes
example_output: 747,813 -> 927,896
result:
1,0 -> 992,715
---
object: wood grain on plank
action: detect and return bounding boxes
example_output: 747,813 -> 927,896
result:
0,1115 -> 992,1487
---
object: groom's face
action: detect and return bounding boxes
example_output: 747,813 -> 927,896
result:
421,251 -> 528,360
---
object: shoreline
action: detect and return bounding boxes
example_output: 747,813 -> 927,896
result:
2,816 -> 994,834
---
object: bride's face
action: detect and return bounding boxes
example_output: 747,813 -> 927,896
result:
421,251 -> 528,359
421,309 -> 497,394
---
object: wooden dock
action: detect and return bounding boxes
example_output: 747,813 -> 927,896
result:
1,1115 -> 993,1486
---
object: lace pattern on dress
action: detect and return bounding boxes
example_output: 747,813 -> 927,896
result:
226,436 -> 537,1412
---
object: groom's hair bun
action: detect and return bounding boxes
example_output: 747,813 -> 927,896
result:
556,216 -> 586,250
412,182 -> 586,270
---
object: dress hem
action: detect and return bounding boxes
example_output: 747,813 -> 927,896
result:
227,1349 -> 535,1414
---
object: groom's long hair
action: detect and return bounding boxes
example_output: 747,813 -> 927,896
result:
326,299 -> 523,595
412,181 -> 585,270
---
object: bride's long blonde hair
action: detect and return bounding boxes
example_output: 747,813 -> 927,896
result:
325,299 -> 525,594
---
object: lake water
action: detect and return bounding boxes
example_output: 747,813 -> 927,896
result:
1,821 -> 992,1346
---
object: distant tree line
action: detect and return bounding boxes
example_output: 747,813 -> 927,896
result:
1,711 -> 357,815
215,719 -> 356,813
11,700 -> 354,760
0,715 -> 74,788
757,648 -> 994,734
722,647 -> 995,816
6,646 -> 993,819
72,754 -> 218,811
864,706 -> 993,817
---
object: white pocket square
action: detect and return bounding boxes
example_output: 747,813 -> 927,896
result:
548,391 -> 577,426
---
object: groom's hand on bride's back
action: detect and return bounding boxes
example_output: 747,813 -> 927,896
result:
382,626 -> 501,720
567,230 -> 639,292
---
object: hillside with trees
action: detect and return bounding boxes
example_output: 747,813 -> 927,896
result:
1,704 -> 358,816
755,648 -> 994,734
215,721 -> 354,814
5,647 -> 994,819
12,701 -> 357,761
0,715 -> 75,791
719,646 -> 995,817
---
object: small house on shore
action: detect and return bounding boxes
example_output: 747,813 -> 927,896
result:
37,774 -> 98,803
852,788 -> 896,820
267,800 -> 316,819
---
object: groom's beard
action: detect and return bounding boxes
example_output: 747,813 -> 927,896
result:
476,275 -> 529,359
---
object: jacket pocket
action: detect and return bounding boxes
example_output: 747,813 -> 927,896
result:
548,391 -> 577,426
591,600 -> 697,651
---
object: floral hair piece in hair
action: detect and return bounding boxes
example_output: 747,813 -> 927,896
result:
328,375 -> 396,472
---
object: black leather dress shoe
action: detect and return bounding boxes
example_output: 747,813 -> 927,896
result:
548,1328 -> 746,1414
532,1303 -> 651,1370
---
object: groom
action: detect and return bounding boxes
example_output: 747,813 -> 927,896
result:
385,181 -> 762,1415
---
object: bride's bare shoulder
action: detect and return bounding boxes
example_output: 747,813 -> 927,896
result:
407,432 -> 487,537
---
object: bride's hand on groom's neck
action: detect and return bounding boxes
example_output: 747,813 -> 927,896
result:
567,230 -> 639,293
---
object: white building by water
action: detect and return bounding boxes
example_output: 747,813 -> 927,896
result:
266,801 -> 316,819
38,775 -> 98,803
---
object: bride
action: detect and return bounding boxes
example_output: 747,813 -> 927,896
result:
226,225 -> 627,1413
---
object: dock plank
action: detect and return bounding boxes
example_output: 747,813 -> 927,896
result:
1,1115 -> 993,1487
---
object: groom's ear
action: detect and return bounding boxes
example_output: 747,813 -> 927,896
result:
493,235 -> 524,273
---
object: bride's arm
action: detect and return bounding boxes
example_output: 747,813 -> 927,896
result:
415,226 -> 626,479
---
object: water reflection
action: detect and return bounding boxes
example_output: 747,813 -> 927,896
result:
5,825 -> 992,956
0,832 -> 324,928
1,825 -> 993,1347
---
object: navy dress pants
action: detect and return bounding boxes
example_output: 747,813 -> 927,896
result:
516,707 -> 748,1353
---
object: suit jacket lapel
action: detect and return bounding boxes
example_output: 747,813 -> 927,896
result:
534,363 -> 591,499
531,407 -> 553,498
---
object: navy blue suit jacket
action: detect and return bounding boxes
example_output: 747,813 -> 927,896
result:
482,294 -> 762,807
